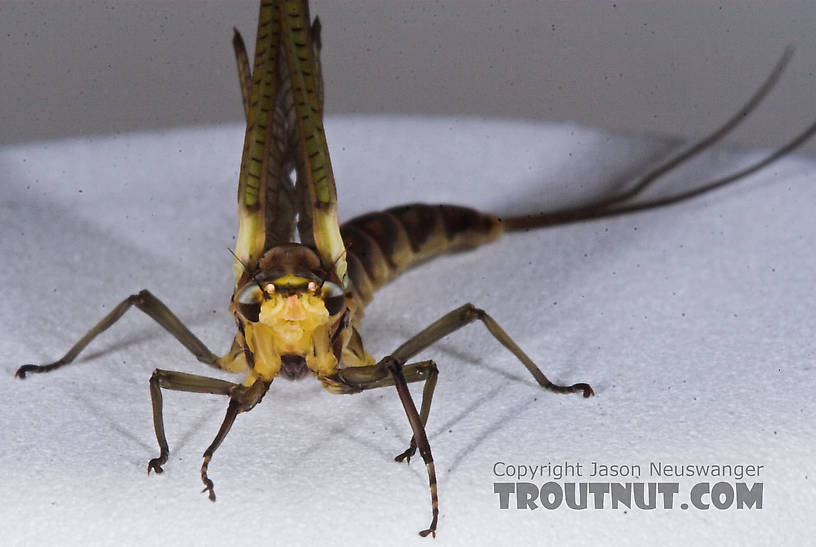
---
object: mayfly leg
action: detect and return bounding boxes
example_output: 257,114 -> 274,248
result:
334,358 -> 441,537
383,357 -> 439,538
15,290 -> 221,379
392,361 -> 438,464
198,379 -> 269,501
382,303 -> 591,461
390,303 -> 594,397
332,360 -> 439,462
148,370 -> 237,474
330,304 -> 592,536
148,370 -> 269,501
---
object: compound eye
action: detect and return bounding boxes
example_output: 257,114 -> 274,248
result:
321,281 -> 344,298
237,284 -> 263,305
321,281 -> 346,315
324,295 -> 345,316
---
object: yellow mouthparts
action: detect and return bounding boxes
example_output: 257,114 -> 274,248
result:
243,290 -> 337,384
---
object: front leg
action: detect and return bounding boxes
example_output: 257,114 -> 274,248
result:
326,360 -> 438,464
382,356 -> 439,537
199,379 -> 270,501
324,302 -> 594,536
147,369 -> 269,501
147,369 -> 238,475
323,358 -> 438,536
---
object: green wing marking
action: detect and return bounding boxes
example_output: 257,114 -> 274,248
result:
233,0 -> 348,289
234,1 -> 283,283
280,0 -> 348,288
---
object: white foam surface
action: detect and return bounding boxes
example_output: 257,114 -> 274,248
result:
2,117 -> 814,546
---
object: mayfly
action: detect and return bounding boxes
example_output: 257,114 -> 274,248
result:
14,0 -> 816,538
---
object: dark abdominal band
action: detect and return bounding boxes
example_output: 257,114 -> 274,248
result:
340,203 -> 504,308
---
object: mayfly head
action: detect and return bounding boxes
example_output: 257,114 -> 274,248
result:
231,244 -> 351,382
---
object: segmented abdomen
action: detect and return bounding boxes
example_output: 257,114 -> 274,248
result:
340,203 -> 504,307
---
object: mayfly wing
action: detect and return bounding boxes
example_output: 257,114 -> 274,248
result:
233,0 -> 347,289
279,0 -> 348,288
234,1 -> 301,281
234,1 -> 284,282
233,8 -> 318,259
232,29 -> 253,119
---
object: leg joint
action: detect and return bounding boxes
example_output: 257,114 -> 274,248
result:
150,368 -> 174,388
462,303 -> 486,320
134,289 -> 153,304
381,355 -> 404,373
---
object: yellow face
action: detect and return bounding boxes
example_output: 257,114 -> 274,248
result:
235,274 -> 345,383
